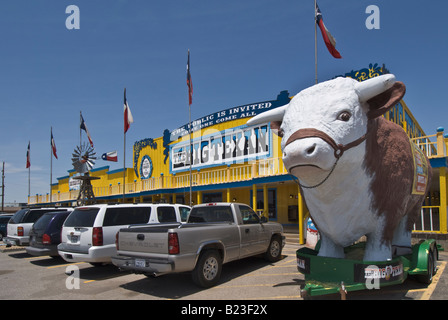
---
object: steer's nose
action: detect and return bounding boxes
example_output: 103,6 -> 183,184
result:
283,139 -> 320,160
282,137 -> 334,171
305,143 -> 317,156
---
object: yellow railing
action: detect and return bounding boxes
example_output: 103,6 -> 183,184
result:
410,128 -> 447,159
414,206 -> 441,233
29,157 -> 289,205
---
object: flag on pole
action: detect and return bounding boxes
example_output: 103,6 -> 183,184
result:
124,88 -> 134,133
51,128 -> 58,159
101,151 -> 118,162
187,50 -> 193,105
80,113 -> 94,147
315,3 -> 342,59
26,141 -> 30,168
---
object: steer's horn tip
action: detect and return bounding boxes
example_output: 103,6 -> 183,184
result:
246,104 -> 287,126
355,74 -> 397,102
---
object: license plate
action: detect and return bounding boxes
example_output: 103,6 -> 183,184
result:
135,259 -> 146,268
70,235 -> 79,243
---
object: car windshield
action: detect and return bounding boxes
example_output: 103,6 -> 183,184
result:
32,213 -> 55,231
64,208 -> 99,227
9,209 -> 29,224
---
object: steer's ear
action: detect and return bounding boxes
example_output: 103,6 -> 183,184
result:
270,121 -> 284,137
366,82 -> 406,119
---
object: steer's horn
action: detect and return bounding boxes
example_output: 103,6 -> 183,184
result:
246,104 -> 288,126
355,74 -> 396,102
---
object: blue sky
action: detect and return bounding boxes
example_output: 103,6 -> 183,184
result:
1,0 -> 447,204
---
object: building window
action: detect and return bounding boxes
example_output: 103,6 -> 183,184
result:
203,192 -> 223,203
175,194 -> 185,204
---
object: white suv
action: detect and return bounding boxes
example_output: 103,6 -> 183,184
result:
5,207 -> 73,246
58,203 -> 190,265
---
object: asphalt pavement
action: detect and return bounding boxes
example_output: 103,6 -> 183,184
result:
1,234 -> 448,302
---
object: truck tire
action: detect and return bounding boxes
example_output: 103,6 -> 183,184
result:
192,250 -> 222,288
264,235 -> 282,262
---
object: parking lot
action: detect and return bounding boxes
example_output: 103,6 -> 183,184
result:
1,240 -> 448,302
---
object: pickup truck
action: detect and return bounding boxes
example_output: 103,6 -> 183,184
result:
112,202 -> 285,287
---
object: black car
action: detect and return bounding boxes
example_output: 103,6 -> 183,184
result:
0,214 -> 13,241
26,210 -> 73,257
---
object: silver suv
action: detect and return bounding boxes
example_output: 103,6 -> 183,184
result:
58,203 -> 190,266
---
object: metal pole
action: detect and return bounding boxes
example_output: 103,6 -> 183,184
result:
189,103 -> 192,206
1,161 -> 4,211
50,127 -> 53,203
28,141 -> 30,199
123,130 -> 126,203
187,49 -> 193,206
79,111 -> 82,149
79,111 -> 82,180
28,166 -> 30,201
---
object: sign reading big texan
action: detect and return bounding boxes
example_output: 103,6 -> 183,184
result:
168,90 -> 290,174
171,124 -> 270,173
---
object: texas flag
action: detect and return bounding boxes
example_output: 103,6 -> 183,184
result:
124,88 -> 134,133
26,141 -> 30,168
80,113 -> 94,148
187,50 -> 193,106
101,151 -> 118,162
315,3 -> 342,59
51,128 -> 58,159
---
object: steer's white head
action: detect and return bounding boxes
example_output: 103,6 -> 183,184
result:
247,74 -> 405,185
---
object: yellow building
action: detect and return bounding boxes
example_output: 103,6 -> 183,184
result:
30,64 -> 448,243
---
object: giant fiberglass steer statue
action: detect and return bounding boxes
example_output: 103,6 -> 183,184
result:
248,74 -> 431,261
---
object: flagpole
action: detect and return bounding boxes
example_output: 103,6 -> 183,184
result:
187,49 -> 192,206
314,0 -> 318,84
28,141 -> 30,199
79,111 -> 82,181
50,127 -> 53,203
123,88 -> 127,203
79,111 -> 82,148
123,127 -> 126,203
189,101 -> 192,206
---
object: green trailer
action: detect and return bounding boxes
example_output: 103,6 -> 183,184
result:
297,239 -> 439,298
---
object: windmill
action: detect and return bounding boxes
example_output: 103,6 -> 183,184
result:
71,142 -> 99,205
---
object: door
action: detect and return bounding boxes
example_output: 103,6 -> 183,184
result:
238,205 -> 265,257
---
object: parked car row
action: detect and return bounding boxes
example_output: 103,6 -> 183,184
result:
2,202 -> 285,288
3,204 -> 190,265
5,208 -> 73,246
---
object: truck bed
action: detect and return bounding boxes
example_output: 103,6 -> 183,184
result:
117,222 -> 239,257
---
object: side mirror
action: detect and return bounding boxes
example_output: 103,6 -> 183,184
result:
260,216 -> 268,223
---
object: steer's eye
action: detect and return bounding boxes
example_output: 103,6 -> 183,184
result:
337,111 -> 351,122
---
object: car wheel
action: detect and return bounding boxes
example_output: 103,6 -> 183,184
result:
192,250 -> 222,288
264,236 -> 282,262
417,248 -> 436,284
